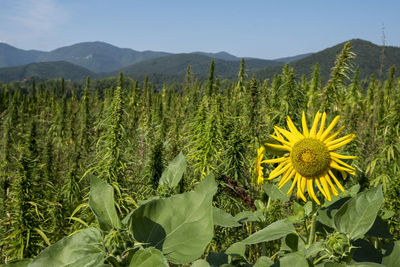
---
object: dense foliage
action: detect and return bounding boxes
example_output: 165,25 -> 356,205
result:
0,42 -> 400,266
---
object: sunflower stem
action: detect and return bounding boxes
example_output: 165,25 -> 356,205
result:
307,201 -> 317,247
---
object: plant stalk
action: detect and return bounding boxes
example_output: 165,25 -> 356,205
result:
308,201 -> 317,247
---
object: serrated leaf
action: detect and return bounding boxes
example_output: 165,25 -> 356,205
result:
334,186 -> 384,240
213,207 -> 240,227
242,219 -> 296,245
28,228 -> 106,267
128,247 -> 168,267
89,175 -> 121,231
159,152 -> 187,189
129,174 -> 217,264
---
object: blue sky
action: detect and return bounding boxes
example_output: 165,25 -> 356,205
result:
0,0 -> 399,59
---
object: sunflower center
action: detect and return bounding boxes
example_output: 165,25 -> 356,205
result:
291,138 -> 330,177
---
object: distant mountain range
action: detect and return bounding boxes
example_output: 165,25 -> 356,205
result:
0,39 -> 399,84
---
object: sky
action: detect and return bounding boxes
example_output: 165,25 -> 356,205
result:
0,0 -> 399,59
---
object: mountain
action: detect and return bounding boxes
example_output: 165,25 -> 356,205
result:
39,42 -> 171,73
274,53 -> 314,63
0,43 -> 46,68
0,61 -> 94,83
256,39 -> 400,82
0,42 -> 171,73
115,53 -> 282,80
192,51 -> 240,61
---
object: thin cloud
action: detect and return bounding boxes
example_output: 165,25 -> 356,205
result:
4,0 -> 67,33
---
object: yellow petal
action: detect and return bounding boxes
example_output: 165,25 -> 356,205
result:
262,157 -> 288,164
309,111 -> 321,138
297,175 -> 307,202
287,174 -> 299,196
320,115 -> 340,140
328,135 -> 355,150
324,173 -> 339,196
324,126 -> 345,143
320,176 -> 332,201
275,126 -> 298,143
307,178 -> 320,205
316,112 -> 327,138
302,111 -> 309,137
286,116 -> 304,139
331,156 -> 356,171
330,152 -> 357,160
315,177 -> 328,199
328,169 -> 344,192
270,134 -> 292,147
268,162 -> 292,180
265,143 -> 292,152
278,167 -> 296,188
330,161 -> 356,175
326,134 -> 355,147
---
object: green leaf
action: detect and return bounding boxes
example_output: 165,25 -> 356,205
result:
234,210 -> 263,223
242,219 -> 296,245
347,263 -> 384,266
159,152 -> 186,189
281,233 -> 304,252
89,175 -> 121,231
317,197 -> 350,228
129,174 -> 217,264
305,241 -> 325,258
272,252 -> 308,267
128,247 -> 168,267
213,207 -> 240,227
382,241 -> 400,267
2,259 -> 32,267
191,259 -> 211,267
253,256 -> 274,267
225,242 -> 245,257
334,186 -> 384,240
263,183 -> 290,201
28,228 -> 106,267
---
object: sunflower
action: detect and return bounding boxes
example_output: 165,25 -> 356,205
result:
262,111 -> 356,205
256,146 -> 266,185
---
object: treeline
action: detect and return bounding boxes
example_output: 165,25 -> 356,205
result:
0,42 -> 400,263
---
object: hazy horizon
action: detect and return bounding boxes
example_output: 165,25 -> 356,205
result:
1,0 -> 399,59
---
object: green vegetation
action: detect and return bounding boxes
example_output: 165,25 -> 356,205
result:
0,41 -> 399,266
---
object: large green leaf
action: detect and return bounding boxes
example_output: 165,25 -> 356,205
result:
129,174 -> 217,264
225,242 -> 245,257
128,247 -> 168,267
272,252 -> 308,267
28,228 -> 106,267
89,175 -> 121,231
241,219 -> 296,244
158,152 -> 186,189
254,256 -> 274,267
191,259 -> 211,267
334,186 -> 383,240
263,182 -> 290,201
382,241 -> 400,267
213,207 -> 240,227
